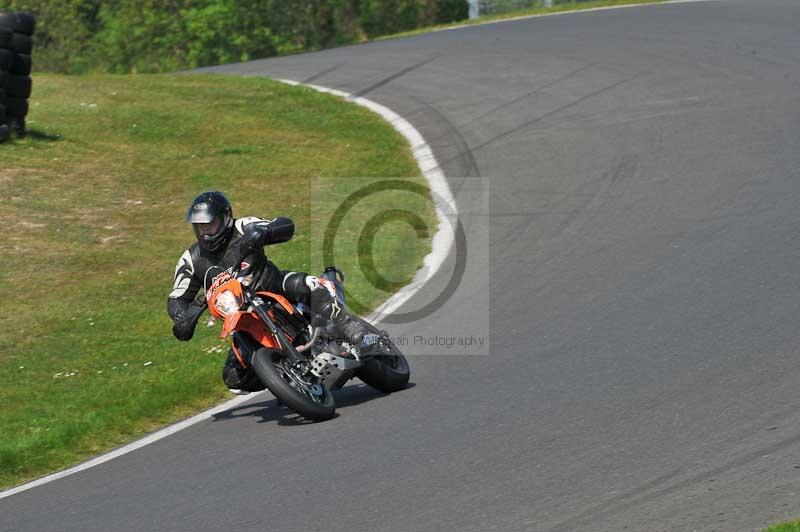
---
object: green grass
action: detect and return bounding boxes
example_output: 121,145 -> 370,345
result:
766,522 -> 800,532
0,74 -> 435,489
378,0 -> 667,41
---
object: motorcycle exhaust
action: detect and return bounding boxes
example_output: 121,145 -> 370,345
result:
296,326 -> 320,353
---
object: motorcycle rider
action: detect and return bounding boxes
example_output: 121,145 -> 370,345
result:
168,191 -> 367,395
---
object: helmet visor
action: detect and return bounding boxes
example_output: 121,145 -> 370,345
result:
195,216 -> 224,239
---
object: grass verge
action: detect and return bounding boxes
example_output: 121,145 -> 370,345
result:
379,0 -> 668,41
0,74 -> 435,489
766,522 -> 800,532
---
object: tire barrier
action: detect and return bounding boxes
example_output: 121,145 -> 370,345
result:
0,25 -> 11,49
0,27 -> 8,143
10,53 -> 31,75
0,48 -> 10,71
0,11 -> 35,142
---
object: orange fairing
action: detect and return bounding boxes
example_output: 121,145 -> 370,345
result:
225,312 -> 276,348
206,271 -> 295,353
206,272 -> 243,320
256,292 -> 296,314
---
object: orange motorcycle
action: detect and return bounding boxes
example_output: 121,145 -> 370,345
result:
204,263 -> 410,421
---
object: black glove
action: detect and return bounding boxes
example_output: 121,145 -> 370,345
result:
240,223 -> 270,261
172,304 -> 205,341
240,218 -> 295,261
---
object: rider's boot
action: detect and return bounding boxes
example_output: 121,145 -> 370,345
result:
311,287 -> 368,346
333,312 -> 367,347
222,349 -> 264,395
288,272 -> 369,347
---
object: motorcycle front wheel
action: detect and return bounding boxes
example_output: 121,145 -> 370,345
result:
251,347 -> 336,421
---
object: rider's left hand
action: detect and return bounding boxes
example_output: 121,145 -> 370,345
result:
172,304 -> 205,341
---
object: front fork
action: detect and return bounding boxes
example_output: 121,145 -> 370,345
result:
248,294 -> 306,365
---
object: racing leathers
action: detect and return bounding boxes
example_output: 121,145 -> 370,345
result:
167,216 -> 357,392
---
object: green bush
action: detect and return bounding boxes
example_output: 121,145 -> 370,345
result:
360,0 -> 420,36
435,0 -> 469,23
0,0 -> 469,74
0,0 -> 100,73
89,0 -> 298,74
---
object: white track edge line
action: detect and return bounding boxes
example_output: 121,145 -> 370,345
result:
0,79 -> 455,500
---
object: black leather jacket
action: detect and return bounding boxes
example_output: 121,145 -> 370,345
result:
167,216 -> 294,340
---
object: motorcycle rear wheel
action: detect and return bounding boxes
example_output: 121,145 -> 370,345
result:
354,317 -> 411,393
251,347 -> 336,421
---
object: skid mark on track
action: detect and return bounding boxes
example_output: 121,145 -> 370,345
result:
551,179 -> 608,238
470,73 -> 642,152
404,61 -> 601,165
350,55 -> 439,99
489,153 -> 641,283
460,62 -> 600,130
301,63 -> 345,84
413,96 -> 481,178
427,73 -> 643,174
553,154 -> 638,237
546,429 -> 800,531
609,153 -> 639,186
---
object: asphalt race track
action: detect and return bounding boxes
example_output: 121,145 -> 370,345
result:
4,1 -> 800,530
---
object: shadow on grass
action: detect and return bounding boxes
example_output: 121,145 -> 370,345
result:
2,129 -> 63,143
211,382 -> 416,426
25,129 -> 63,142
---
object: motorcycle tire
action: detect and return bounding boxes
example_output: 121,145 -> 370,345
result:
0,26 -> 11,49
251,347 -> 336,421
6,97 -> 28,117
11,33 -> 32,54
10,54 -> 31,76
354,317 -> 411,393
0,124 -> 9,143
0,49 -> 12,71
6,75 -> 31,98
12,13 -> 36,36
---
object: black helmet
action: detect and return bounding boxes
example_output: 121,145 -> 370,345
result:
186,191 -> 234,253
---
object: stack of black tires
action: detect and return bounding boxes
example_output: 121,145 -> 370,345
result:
0,12 -> 35,143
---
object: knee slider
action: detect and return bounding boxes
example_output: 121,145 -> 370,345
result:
282,271 -> 311,300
